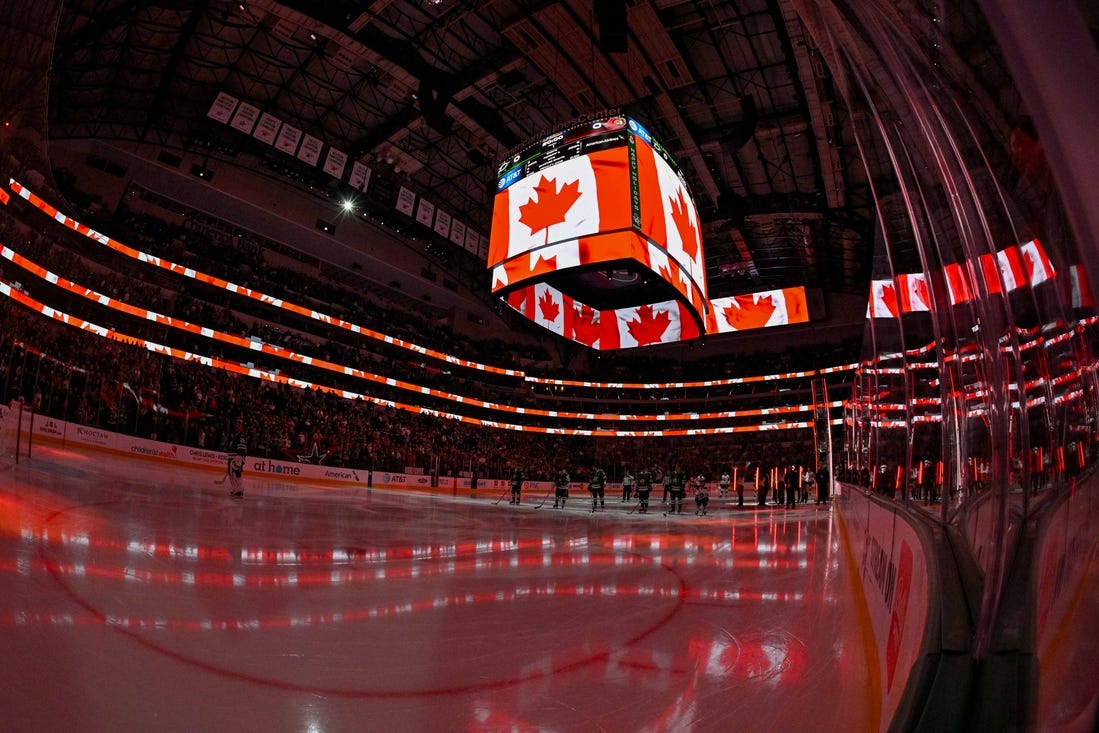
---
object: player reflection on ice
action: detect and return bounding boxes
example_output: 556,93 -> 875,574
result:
0,453 -> 872,733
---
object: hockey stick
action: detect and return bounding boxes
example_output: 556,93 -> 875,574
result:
492,488 -> 510,505
214,471 -> 228,485
534,487 -> 555,508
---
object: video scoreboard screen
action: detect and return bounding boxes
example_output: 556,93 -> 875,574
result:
496,115 -> 630,188
489,115 -> 808,349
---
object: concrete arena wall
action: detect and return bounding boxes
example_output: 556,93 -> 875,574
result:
835,484 -> 936,732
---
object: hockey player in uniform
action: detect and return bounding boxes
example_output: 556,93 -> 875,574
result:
694,476 -> 710,515
553,467 -> 570,509
621,470 -> 635,502
635,467 -> 654,513
718,470 -> 731,498
668,465 -> 688,514
588,465 -> 607,511
509,467 -> 525,505
227,442 -> 246,497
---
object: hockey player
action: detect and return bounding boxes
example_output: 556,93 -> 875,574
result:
718,471 -> 731,498
694,478 -> 710,515
668,465 -> 688,514
509,467 -> 525,505
227,442 -> 246,497
588,465 -> 607,511
636,467 -> 654,513
553,467 -> 570,509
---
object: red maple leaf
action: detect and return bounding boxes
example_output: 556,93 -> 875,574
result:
571,304 -> 600,346
657,263 -> 675,285
879,283 -> 899,316
669,189 -> 698,260
538,289 -> 560,323
1023,250 -> 1039,282
723,294 -> 777,330
627,304 -> 671,345
504,253 -> 558,285
518,176 -> 582,243
913,277 -> 929,309
529,254 -> 557,278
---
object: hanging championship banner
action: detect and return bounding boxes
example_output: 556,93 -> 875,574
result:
229,102 -> 260,134
297,134 -> 323,165
415,198 -> 435,227
275,124 -> 302,156
253,112 -> 282,144
434,209 -> 452,238
396,186 -> 416,216
206,92 -> 239,123
323,147 -> 348,179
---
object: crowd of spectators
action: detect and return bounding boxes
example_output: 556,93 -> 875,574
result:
0,295 -> 820,481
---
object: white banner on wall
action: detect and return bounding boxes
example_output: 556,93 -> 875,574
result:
230,102 -> 260,134
323,147 -> 348,179
349,161 -> 371,190
253,112 -> 283,144
449,219 -> 467,246
434,208 -> 452,238
297,134 -> 323,166
415,198 -> 435,227
463,227 -> 479,254
396,186 -> 417,216
274,124 -> 303,156
207,92 -> 239,123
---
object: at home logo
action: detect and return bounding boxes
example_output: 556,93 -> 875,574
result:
253,460 -> 301,476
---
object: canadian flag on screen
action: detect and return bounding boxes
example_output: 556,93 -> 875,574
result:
493,244 -> 579,291
645,243 -> 673,284
1071,265 -> 1093,309
489,150 -> 630,267
1018,239 -> 1054,285
505,288 -> 528,314
615,300 -> 682,348
995,246 -> 1028,292
530,282 -> 566,336
898,273 -> 931,312
713,288 -> 807,333
943,262 -> 972,305
869,280 -> 901,318
634,142 -> 705,286
567,302 -> 604,348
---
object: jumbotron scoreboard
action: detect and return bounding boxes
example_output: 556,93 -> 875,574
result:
488,114 -> 807,349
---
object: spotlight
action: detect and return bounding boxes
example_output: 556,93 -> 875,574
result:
341,199 -> 355,213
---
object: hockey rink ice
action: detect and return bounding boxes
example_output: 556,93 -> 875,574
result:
0,443 -> 878,733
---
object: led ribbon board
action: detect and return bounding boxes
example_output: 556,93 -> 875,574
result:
489,115 -> 709,349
